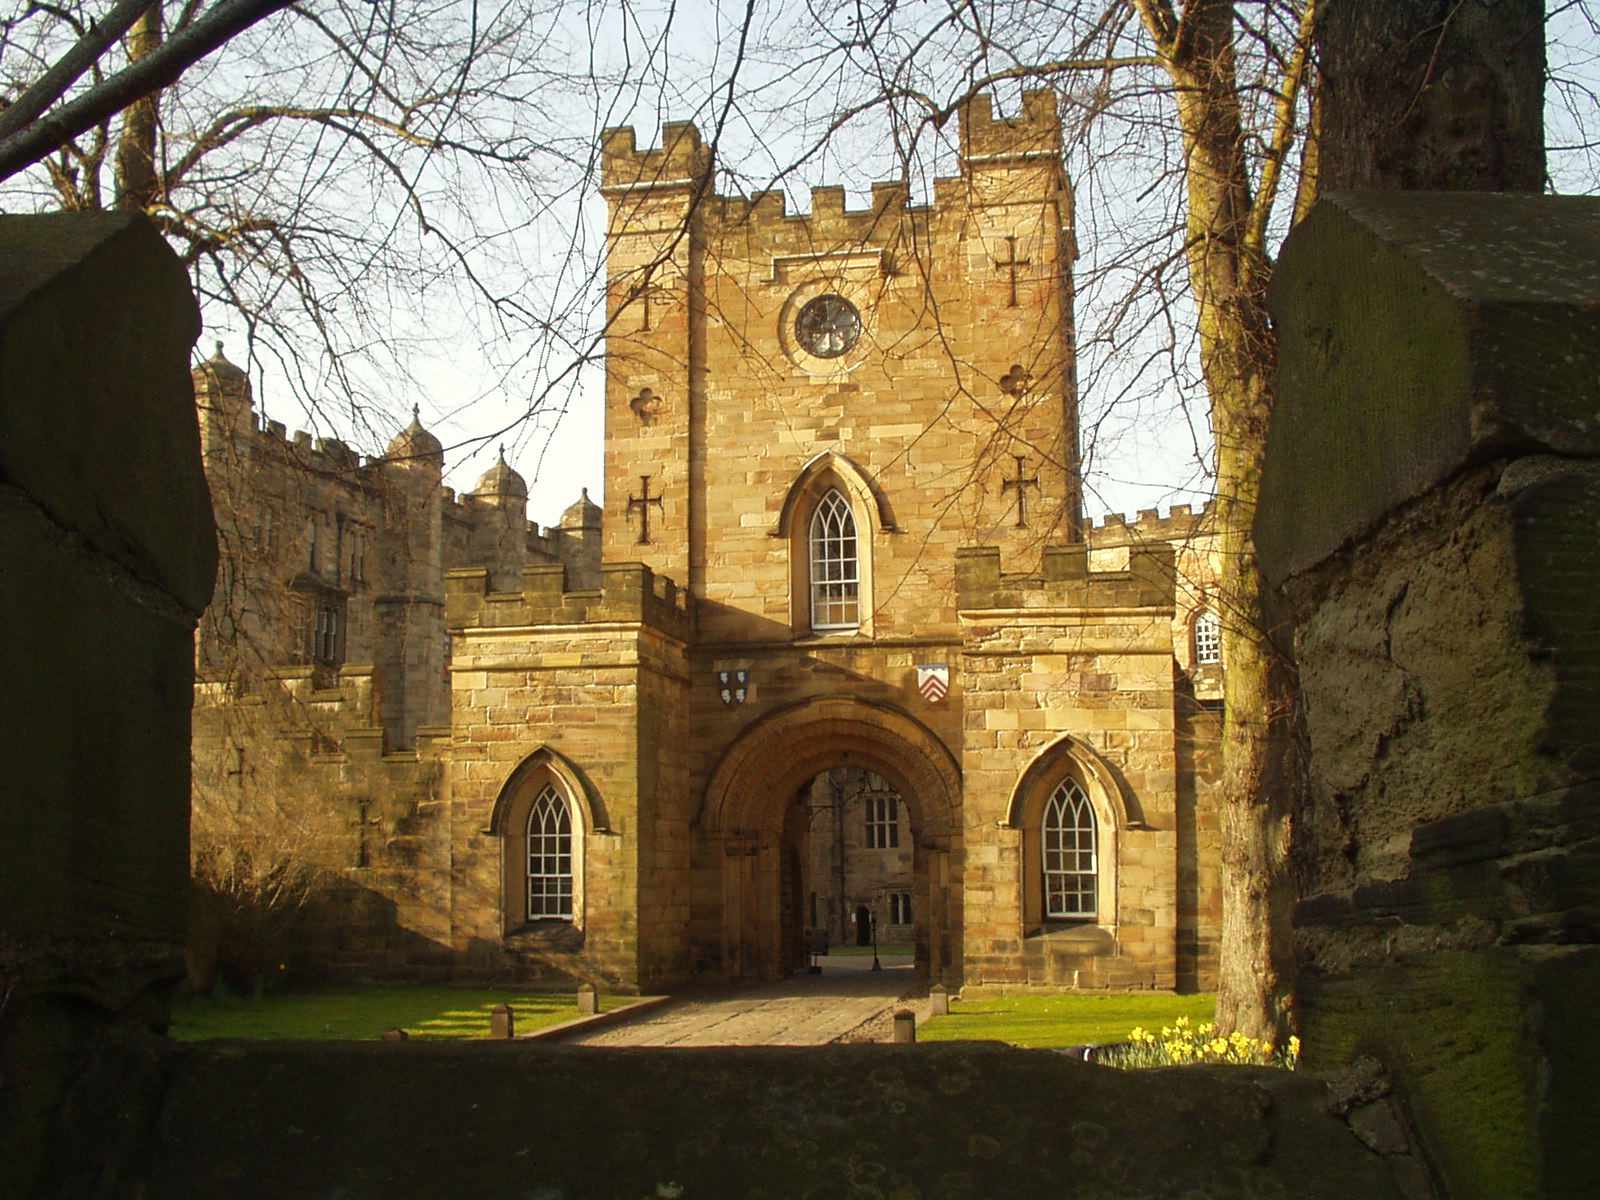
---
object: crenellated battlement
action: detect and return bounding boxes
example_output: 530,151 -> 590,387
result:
955,540 -> 1176,613
445,560 -> 695,640
601,120 -> 713,192
1086,500 -> 1215,547
958,88 -> 1062,162
225,414 -> 396,480
604,88 -> 1063,250
711,181 -> 924,258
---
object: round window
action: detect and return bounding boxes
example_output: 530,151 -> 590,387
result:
793,294 -> 862,359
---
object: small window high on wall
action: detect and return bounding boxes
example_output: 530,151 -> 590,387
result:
1193,610 -> 1221,666
809,489 -> 860,630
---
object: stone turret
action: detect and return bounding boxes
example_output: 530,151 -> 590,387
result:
377,405 -> 447,744
558,487 -> 603,589
385,404 -> 445,472
465,447 -> 530,591
193,342 -> 254,462
472,447 -> 528,506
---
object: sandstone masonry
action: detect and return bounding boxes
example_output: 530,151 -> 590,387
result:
193,91 -> 1224,993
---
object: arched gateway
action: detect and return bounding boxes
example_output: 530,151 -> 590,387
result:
695,698 -> 962,984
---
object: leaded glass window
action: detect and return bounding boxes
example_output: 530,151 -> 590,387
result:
809,489 -> 860,630
526,785 -> 573,919
1193,610 -> 1221,665
865,789 -> 899,849
1042,778 -> 1097,920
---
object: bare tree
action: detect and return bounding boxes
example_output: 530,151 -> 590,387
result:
0,0 -> 625,443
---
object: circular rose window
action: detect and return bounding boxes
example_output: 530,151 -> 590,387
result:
793,293 -> 862,359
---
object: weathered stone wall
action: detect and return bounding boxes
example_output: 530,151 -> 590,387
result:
956,543 -> 1201,992
67,1040 -> 1419,1200
189,667 -> 451,983
1263,191 -> 1600,1200
0,213 -> 214,1200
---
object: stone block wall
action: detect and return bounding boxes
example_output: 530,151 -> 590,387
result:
955,541 -> 1202,991
445,561 -> 695,988
1263,192 -> 1600,1200
0,213 -> 214,1200
190,666 -> 452,983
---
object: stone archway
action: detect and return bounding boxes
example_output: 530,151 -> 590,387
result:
695,698 -> 962,984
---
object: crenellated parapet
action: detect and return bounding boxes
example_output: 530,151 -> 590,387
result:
601,121 -> 713,193
445,561 -> 695,640
710,182 -> 924,260
1086,501 -> 1215,547
958,88 -> 1063,162
955,541 -> 1176,613
601,88 -> 1066,255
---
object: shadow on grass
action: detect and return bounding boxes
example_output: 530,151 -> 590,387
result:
170,985 -> 623,1042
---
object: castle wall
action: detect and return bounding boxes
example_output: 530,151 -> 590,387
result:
956,544 -> 1193,991
444,563 -> 695,989
189,667 -> 452,982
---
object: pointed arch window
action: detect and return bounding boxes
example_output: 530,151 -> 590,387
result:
809,488 -> 860,630
1042,778 -> 1097,920
526,785 -> 573,919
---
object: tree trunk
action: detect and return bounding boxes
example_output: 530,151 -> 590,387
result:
114,6 -> 163,211
1317,0 -> 1545,192
1136,0 -> 1299,1043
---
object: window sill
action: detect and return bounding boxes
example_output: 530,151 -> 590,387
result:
505,920 -> 584,951
1025,923 -> 1115,950
792,629 -> 872,645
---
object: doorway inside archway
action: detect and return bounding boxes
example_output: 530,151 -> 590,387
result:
794,769 -> 914,959
696,697 -> 962,986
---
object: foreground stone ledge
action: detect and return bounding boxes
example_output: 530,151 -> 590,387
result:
50,1039 -> 1417,1199
1261,191 -> 1600,585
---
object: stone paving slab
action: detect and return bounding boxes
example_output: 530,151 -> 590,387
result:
566,955 -> 917,1046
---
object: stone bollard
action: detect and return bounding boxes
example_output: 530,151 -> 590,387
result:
577,983 -> 599,1016
489,1003 -> 515,1040
893,1009 -> 916,1044
928,985 -> 950,1017
381,1028 -> 409,1042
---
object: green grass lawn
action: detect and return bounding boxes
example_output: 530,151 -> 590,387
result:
825,944 -> 914,957
169,986 -> 623,1042
918,992 -> 1215,1050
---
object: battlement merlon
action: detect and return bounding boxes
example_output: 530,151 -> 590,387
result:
955,542 -> 1176,612
959,88 -> 1063,164
601,121 -> 714,194
445,561 -> 696,640
1087,501 -> 1216,547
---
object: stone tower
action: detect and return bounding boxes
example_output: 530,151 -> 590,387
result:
599,88 -> 1081,643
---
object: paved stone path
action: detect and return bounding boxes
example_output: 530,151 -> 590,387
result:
566,954 -> 918,1046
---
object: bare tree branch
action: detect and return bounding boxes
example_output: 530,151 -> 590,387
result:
0,0 -> 296,183
0,0 -> 159,143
